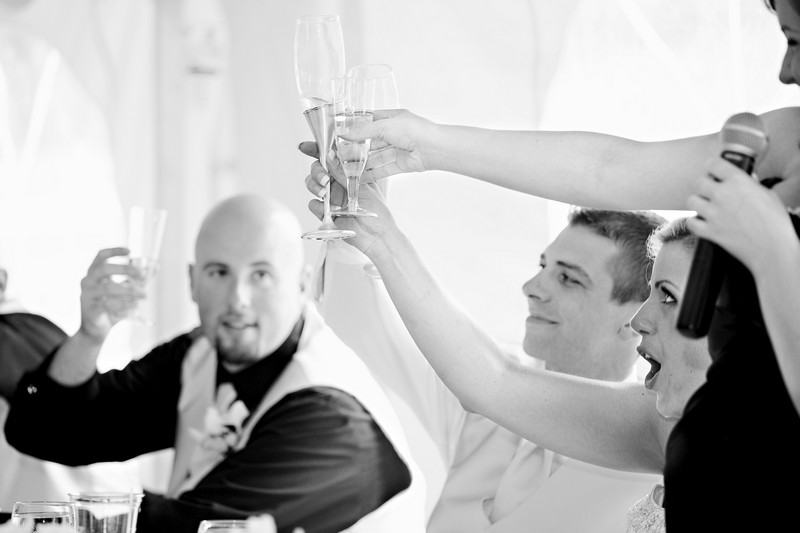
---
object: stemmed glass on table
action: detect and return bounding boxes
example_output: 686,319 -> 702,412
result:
294,14 -> 354,240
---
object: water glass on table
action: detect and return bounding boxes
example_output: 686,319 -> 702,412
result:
10,501 -> 76,532
68,492 -> 143,533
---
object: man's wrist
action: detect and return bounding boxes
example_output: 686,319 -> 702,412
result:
77,323 -> 108,346
47,328 -> 105,385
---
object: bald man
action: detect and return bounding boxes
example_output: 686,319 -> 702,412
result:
5,195 -> 423,533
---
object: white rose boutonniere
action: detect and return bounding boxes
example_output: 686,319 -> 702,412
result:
190,382 -> 250,455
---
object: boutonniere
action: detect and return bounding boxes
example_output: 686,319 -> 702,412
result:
190,383 -> 250,455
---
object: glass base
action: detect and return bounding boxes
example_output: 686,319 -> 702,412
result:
301,227 -> 356,241
331,206 -> 378,218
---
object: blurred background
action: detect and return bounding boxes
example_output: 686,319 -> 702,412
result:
0,0 -> 795,403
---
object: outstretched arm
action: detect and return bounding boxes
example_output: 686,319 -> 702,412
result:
319,106 -> 800,210
305,163 -> 670,474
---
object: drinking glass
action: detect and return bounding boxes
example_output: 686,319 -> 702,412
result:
347,64 -> 398,198
126,205 -> 167,324
331,75 -> 376,217
344,64 -> 399,279
11,501 -> 77,532
294,14 -> 354,240
197,520 -> 249,533
68,492 -> 143,533
351,63 -> 398,111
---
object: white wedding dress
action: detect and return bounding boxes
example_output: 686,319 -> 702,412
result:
625,484 -> 665,533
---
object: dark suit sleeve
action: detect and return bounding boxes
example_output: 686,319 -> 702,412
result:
0,313 -> 67,399
4,331 -> 198,464
136,387 -> 411,533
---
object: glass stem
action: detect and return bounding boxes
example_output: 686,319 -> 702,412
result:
321,182 -> 334,224
347,177 -> 359,212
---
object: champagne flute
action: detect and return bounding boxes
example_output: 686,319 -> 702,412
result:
294,14 -> 354,240
351,63 -> 398,110
331,75 -> 376,217
11,501 -> 77,532
347,64 -> 397,199
344,64 -> 399,279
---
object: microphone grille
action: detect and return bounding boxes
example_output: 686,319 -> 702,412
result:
720,112 -> 768,158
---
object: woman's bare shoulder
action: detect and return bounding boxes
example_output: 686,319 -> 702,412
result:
760,106 -> 800,129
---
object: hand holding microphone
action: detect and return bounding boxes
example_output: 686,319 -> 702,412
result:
676,112 -> 769,339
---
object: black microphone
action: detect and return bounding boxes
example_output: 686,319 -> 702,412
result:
676,112 -> 768,339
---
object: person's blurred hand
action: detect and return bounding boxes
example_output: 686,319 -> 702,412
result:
79,247 -> 146,342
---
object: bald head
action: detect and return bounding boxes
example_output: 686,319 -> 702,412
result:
191,194 -> 310,372
195,194 -> 304,269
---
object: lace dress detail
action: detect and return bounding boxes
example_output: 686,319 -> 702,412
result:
625,484 -> 665,533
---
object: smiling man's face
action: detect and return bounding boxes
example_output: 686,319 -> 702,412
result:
190,196 -> 308,372
521,225 -> 641,380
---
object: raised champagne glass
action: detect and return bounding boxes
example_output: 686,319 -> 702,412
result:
331,75 -> 376,217
294,14 -> 354,240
